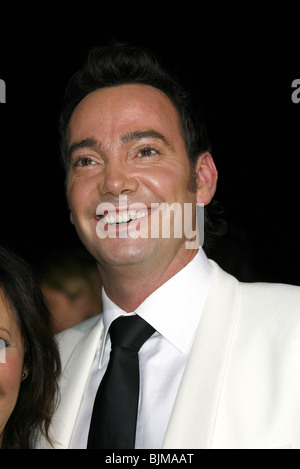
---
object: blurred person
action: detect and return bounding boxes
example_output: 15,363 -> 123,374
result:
36,43 -> 300,449
0,243 -> 61,449
39,249 -> 102,333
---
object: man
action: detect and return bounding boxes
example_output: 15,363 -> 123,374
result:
37,43 -> 300,449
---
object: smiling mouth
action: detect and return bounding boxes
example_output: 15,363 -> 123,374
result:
97,209 -> 149,226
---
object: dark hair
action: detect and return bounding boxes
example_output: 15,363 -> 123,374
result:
59,41 -> 226,251
0,243 -> 61,449
59,41 -> 211,171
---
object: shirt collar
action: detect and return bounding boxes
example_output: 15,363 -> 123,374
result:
101,248 -> 212,359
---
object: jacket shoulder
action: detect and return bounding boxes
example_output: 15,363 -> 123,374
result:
209,260 -> 300,329
240,280 -> 300,313
236,279 -> 300,342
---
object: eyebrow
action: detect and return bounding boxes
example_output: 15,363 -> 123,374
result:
0,327 -> 11,338
67,129 -> 173,162
120,130 -> 172,148
68,137 -> 99,161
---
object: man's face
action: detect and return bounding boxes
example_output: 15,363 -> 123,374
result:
66,84 -> 199,272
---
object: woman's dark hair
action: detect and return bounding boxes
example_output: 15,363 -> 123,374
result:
59,41 -> 226,251
0,243 -> 61,449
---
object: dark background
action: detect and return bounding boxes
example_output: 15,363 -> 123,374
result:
0,9 -> 299,285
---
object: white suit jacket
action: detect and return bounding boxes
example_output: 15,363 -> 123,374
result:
37,260 -> 300,449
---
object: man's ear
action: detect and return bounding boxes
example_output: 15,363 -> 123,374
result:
195,152 -> 218,205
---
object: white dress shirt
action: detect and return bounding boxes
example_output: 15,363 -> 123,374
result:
70,248 -> 212,449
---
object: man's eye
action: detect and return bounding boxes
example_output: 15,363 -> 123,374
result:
137,147 -> 158,158
75,157 -> 95,167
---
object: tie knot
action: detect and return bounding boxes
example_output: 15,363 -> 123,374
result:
109,315 -> 155,353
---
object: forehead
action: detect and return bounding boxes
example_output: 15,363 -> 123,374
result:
68,84 -> 182,144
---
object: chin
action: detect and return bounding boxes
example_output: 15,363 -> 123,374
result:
92,237 -> 159,268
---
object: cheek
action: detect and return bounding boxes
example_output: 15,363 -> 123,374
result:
142,164 -> 191,199
0,355 -> 23,430
0,354 -> 23,393
67,180 -> 83,211
67,178 -> 95,217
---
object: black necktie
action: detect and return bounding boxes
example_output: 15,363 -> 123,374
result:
87,315 -> 155,449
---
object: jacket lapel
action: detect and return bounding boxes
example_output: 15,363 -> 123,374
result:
41,316 -> 104,448
163,261 -> 240,448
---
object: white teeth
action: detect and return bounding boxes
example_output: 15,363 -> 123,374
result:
101,210 -> 148,225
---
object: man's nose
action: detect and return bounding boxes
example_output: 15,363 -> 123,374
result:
98,159 -> 139,197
